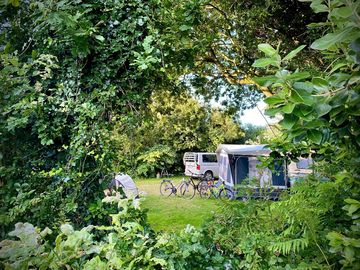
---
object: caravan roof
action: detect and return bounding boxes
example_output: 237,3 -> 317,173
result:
216,144 -> 271,156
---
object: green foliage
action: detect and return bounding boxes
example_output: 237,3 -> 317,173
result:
327,198 -> 360,269
157,0 -> 324,104
253,0 -> 360,159
0,0 -> 166,232
1,0 -> 360,269
136,145 -> 176,176
238,124 -> 281,144
0,197 -> 227,269
204,176 -> 353,269
209,0 -> 360,268
114,90 -> 244,176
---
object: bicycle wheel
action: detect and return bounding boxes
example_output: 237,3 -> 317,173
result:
179,181 -> 195,199
160,180 -> 174,197
219,188 -> 234,200
198,181 -> 211,198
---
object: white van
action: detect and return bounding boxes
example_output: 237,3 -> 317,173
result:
183,152 -> 219,179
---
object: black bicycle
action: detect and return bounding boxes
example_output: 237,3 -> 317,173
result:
160,177 -> 196,199
185,170 -> 215,195
198,179 -> 234,200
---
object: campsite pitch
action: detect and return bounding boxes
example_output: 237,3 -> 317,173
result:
136,177 -> 220,233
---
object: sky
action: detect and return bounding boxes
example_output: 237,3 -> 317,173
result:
239,101 -> 279,127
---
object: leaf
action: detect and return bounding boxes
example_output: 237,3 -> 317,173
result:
305,119 -> 327,129
258,43 -> 277,56
264,95 -> 284,105
312,77 -> 329,91
344,246 -> 355,261
94,35 -> 105,42
279,114 -> 298,130
310,2 -> 328,13
265,107 -> 283,117
331,6 -> 352,18
315,103 -> 332,117
293,82 -> 315,93
179,25 -> 192,31
329,62 -> 348,74
307,130 -> 323,144
290,89 -> 304,103
283,45 -> 306,61
344,198 -> 360,205
282,103 -> 296,114
350,38 -> 360,52
287,71 -> 310,81
253,75 -> 278,87
252,58 -> 279,68
334,113 -> 347,126
311,27 -> 355,50
9,0 -> 20,7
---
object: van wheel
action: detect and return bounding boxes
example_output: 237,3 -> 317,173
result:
204,171 -> 213,181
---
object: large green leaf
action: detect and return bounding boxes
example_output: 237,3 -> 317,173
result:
264,95 -> 284,105
282,103 -> 296,114
334,113 -> 347,126
310,1 -> 328,13
287,72 -> 310,81
312,77 -> 329,92
293,82 -> 315,93
307,129 -> 323,144
290,89 -> 304,103
350,38 -> 360,52
265,107 -> 283,117
292,88 -> 315,106
283,45 -> 306,61
258,43 -> 277,56
252,58 -> 279,68
330,6 -> 353,18
315,103 -> 332,117
279,114 -> 298,130
253,75 -> 278,87
311,27 -> 356,50
305,119 -> 327,129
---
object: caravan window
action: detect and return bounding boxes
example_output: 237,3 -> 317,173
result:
202,154 -> 217,163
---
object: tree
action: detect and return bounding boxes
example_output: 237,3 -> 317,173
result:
113,90 -> 244,176
156,0 -> 326,104
0,0 -> 166,232
251,0 -> 360,267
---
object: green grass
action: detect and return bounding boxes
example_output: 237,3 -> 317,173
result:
136,177 -> 221,233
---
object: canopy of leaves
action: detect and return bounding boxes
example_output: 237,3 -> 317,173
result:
156,0 -> 326,101
0,0 -> 167,232
114,90 -> 244,176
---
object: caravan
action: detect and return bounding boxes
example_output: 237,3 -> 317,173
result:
216,144 -> 288,198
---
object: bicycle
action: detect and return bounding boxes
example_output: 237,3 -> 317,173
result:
160,177 -> 196,199
198,179 -> 234,200
160,168 -> 172,178
185,170 -> 215,195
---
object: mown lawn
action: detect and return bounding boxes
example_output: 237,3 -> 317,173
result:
136,177 -> 221,233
